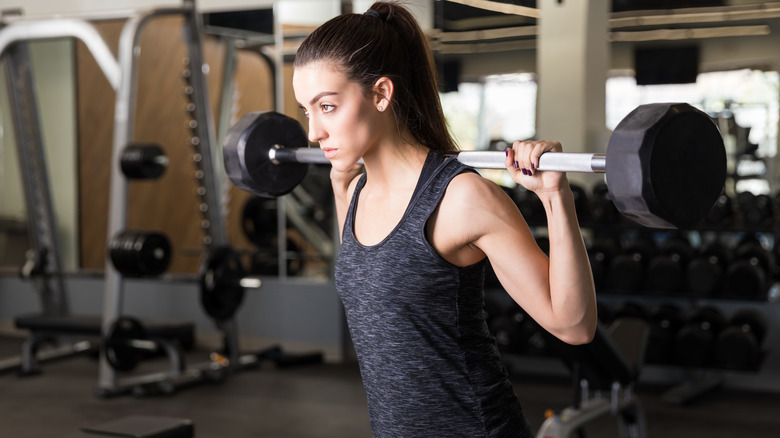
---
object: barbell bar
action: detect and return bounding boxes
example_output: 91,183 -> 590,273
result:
269,147 -> 607,173
224,102 -> 727,229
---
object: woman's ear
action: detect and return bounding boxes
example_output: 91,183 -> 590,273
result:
373,77 -> 394,112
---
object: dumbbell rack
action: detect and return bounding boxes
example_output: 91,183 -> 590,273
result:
504,182 -> 780,402
0,13 -> 124,374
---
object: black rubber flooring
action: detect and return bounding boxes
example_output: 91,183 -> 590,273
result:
0,335 -> 777,438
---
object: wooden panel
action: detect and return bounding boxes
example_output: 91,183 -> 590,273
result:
77,17 -> 274,274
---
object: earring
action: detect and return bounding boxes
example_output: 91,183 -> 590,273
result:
377,106 -> 384,111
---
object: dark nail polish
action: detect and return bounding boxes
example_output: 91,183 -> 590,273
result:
514,160 -> 519,169
531,162 -> 535,171
505,148 -> 510,157
522,168 -> 529,175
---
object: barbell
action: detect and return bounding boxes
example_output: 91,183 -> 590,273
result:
223,102 -> 727,229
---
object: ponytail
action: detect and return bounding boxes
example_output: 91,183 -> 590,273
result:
295,1 -> 458,152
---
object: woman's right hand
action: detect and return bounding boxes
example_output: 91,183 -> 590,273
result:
331,163 -> 364,199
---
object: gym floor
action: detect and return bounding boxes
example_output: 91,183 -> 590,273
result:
0,335 -> 777,438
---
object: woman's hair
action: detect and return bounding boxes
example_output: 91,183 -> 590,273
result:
294,1 -> 458,152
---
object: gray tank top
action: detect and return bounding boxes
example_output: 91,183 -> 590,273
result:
335,151 -> 532,437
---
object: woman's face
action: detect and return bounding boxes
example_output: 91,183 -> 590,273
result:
293,61 -> 380,172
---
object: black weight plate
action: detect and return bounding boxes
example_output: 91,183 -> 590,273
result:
105,316 -> 148,371
121,143 -> 167,179
200,246 -> 247,321
606,103 -> 727,229
648,107 -> 727,229
224,111 -> 309,198
135,232 -> 172,277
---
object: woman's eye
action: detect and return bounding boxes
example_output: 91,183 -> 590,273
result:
322,104 -> 335,113
299,106 -> 310,117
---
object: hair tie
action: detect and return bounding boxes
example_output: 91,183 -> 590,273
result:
364,8 -> 385,20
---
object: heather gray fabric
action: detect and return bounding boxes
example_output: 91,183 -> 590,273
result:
335,151 -> 532,437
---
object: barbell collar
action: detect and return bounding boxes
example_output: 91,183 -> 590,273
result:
269,145 -> 606,173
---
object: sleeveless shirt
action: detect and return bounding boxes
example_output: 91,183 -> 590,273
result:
335,151 -> 533,438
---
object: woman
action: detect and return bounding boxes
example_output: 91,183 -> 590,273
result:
292,2 -> 597,436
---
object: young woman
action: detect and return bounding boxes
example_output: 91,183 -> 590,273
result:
293,2 -> 597,436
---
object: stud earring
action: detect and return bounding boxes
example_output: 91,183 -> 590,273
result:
378,106 -> 384,111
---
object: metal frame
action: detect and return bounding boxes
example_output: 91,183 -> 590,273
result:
0,14 -> 120,374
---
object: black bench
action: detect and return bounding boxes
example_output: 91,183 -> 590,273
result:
11,313 -> 194,375
536,317 -> 649,438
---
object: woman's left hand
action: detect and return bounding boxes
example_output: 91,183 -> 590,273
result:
505,140 -> 567,194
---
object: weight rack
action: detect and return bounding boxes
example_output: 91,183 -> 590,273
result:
98,0 -> 284,396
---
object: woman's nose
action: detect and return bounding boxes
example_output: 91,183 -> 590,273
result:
307,117 -> 325,143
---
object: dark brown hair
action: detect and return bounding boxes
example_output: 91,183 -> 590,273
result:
294,1 -> 458,152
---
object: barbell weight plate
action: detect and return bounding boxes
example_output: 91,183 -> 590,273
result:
241,196 -> 279,246
105,316 -> 148,371
606,103 -> 726,229
223,111 -> 310,198
108,230 -> 172,278
200,246 -> 247,321
120,143 -> 167,180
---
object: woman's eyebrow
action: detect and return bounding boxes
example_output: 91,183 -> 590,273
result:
309,91 -> 338,106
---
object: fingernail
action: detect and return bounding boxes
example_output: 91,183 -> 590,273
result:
522,168 -> 529,175
514,160 -> 519,169
531,162 -> 535,171
505,148 -> 510,157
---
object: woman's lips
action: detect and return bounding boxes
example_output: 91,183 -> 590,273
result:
322,148 -> 337,159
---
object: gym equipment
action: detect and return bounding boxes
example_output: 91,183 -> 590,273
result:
200,246 -> 255,321
0,15 -> 119,375
645,303 -> 684,365
675,306 -> 727,368
587,239 -> 617,290
645,235 -> 694,294
587,182 -> 620,224
223,103 -> 727,229
704,192 -> 734,226
568,183 -> 590,222
537,317 -> 648,438
606,237 -> 657,292
715,308 -> 767,371
725,236 -> 773,300
736,192 -> 774,227
108,230 -> 172,278
242,196 -> 279,246
686,243 -> 731,297
120,143 -> 168,179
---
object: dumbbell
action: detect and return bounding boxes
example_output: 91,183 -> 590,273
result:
704,192 -> 734,227
645,235 -> 695,294
715,309 -> 767,371
725,236 -> 773,300
686,242 -> 731,297
587,239 -> 617,290
675,306 -> 727,368
737,192 -> 774,227
606,236 -> 657,293
587,182 -> 620,225
645,303 -> 685,365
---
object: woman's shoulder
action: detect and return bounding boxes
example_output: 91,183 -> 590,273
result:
440,171 -> 519,221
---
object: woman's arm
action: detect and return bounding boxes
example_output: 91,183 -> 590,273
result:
433,141 -> 597,345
